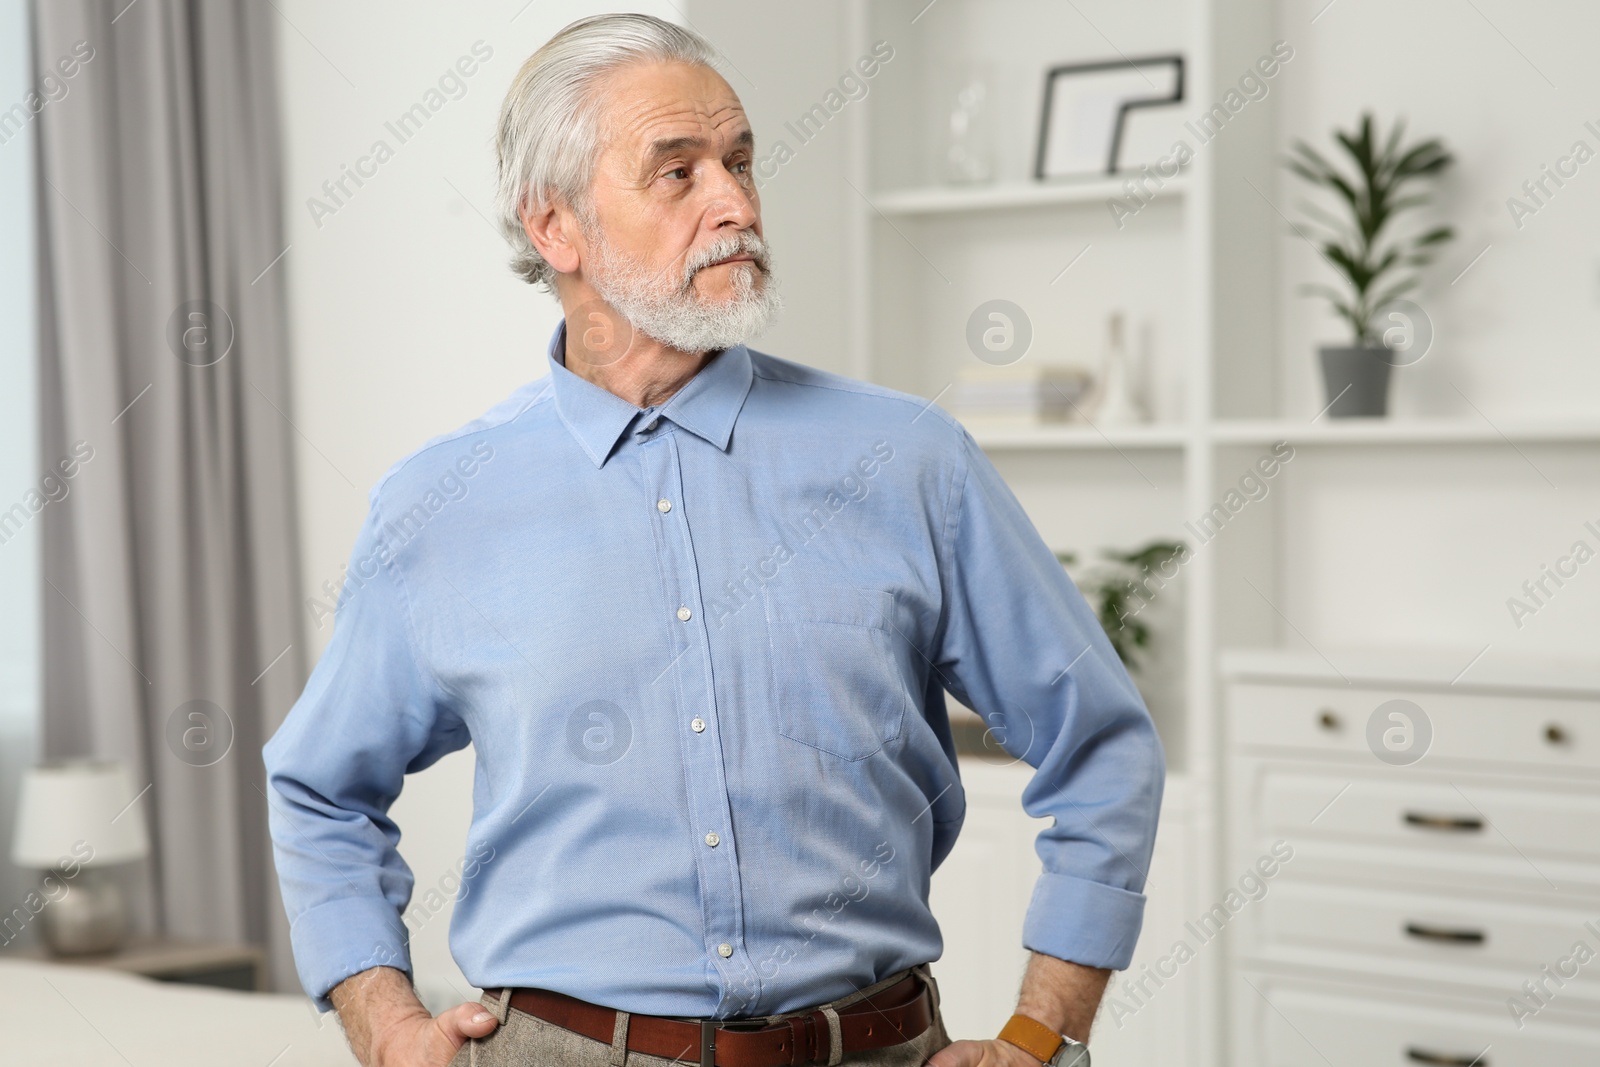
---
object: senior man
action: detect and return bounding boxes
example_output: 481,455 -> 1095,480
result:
264,12 -> 1163,1067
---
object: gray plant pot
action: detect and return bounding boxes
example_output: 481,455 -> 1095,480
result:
1318,344 -> 1392,417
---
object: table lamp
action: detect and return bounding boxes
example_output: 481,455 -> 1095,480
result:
10,759 -> 150,955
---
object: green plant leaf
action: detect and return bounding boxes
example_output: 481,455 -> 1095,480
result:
1058,540 -> 1185,673
1285,143 -> 1361,207
1394,140 -> 1453,178
1285,112 -> 1454,336
1380,117 -> 1407,170
1384,194 -> 1433,214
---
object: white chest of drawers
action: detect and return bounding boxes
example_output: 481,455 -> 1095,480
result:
1222,649 -> 1600,1067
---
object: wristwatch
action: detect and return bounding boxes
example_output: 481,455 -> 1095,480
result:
997,1013 -> 1090,1066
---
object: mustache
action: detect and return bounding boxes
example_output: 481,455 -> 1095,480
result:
682,231 -> 771,283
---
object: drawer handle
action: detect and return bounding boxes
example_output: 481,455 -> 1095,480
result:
1404,922 -> 1486,945
1406,1048 -> 1488,1066
1403,811 -> 1484,833
1545,722 -> 1569,745
1317,709 -> 1340,731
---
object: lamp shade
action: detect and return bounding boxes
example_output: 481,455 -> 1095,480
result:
10,759 -> 150,868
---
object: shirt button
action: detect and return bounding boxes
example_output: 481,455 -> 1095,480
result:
677,606 -> 692,622
717,943 -> 733,958
691,717 -> 706,733
657,498 -> 672,513
643,418 -> 659,432
704,831 -> 720,847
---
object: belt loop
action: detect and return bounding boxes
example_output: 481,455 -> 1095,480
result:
608,1009 -> 630,1066
914,963 -> 941,1016
490,987 -> 513,1025
820,1006 -> 843,1067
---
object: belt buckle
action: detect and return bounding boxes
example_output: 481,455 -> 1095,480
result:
698,1017 -> 771,1067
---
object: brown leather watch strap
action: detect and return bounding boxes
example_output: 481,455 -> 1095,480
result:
997,1012 -> 1064,1064
484,971 -> 932,1067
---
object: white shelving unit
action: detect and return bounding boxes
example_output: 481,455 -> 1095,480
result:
965,420 -> 1189,451
1220,650 -> 1600,1066
869,175 -> 1190,216
835,0 -> 1600,1063
969,417 -> 1600,450
1209,417 -> 1600,446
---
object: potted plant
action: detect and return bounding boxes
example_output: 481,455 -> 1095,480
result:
1055,540 -> 1185,673
1284,113 -> 1454,417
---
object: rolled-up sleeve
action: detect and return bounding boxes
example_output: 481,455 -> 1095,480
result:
262,496 -> 470,1012
932,425 -> 1165,971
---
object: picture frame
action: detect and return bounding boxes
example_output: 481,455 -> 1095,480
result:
1034,55 -> 1185,180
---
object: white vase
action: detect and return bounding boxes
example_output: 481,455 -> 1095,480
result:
1090,312 -> 1145,425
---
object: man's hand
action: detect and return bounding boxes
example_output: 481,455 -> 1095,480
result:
927,1036 -> 1053,1067
927,951 -> 1111,1067
368,1002 -> 502,1067
328,965 -> 501,1067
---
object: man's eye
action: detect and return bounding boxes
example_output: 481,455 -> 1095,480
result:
665,166 -> 689,180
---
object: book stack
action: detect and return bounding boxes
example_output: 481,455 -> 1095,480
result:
947,362 -> 1095,424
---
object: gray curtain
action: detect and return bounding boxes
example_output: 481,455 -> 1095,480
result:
33,0 -> 305,993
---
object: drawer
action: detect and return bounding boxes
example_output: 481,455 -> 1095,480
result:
1251,766 -> 1600,865
1246,974 -> 1600,1066
1229,682 -> 1600,772
1247,878 -> 1600,1006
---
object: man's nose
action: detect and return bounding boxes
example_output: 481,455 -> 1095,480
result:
699,165 -> 757,230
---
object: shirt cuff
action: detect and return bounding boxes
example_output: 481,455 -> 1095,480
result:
1021,870 -> 1147,971
288,895 -> 414,1013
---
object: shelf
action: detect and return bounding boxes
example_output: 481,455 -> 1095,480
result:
958,417 -> 1600,450
868,175 -> 1188,216
1220,646 -> 1600,698
963,419 -> 1189,451
1210,418 -> 1600,446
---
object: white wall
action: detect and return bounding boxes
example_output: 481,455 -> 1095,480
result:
276,0 -> 629,643
1273,0 -> 1600,420
1265,0 -> 1600,663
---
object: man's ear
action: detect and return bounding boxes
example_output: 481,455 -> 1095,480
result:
521,195 -> 583,276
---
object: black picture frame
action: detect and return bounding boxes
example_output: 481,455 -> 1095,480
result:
1034,55 -> 1186,181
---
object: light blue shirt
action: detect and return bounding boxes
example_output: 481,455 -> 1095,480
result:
263,321 -> 1164,1017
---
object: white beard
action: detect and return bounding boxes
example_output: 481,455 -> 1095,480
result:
582,222 -> 783,354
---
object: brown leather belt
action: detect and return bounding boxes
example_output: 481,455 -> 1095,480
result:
482,971 -> 933,1067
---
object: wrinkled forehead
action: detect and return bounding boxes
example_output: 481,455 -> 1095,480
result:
595,61 -> 752,169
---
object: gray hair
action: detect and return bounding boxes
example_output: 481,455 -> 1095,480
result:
494,13 -> 722,291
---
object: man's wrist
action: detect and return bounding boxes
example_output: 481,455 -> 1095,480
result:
1013,953 -> 1108,1043
330,965 -> 430,1067
1012,994 -> 1071,1039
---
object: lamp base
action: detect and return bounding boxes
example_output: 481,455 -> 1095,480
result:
39,867 -> 128,956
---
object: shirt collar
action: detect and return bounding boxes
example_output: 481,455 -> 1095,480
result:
546,318 -> 755,469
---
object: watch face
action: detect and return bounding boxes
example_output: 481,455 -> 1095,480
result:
1052,1041 -> 1090,1067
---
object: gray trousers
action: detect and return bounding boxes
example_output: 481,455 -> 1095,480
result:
447,963 -> 953,1067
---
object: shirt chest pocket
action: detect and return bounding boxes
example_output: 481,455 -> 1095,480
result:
761,583 -> 908,762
